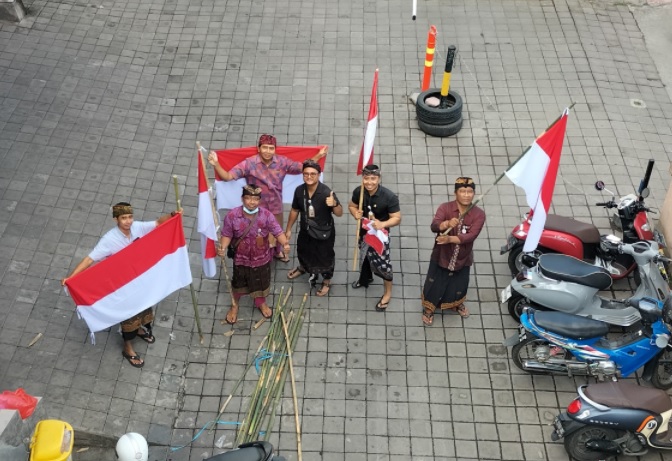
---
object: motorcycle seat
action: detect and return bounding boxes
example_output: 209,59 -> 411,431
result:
532,309 -> 610,339
583,381 -> 672,415
538,253 -> 613,290
545,214 -> 601,244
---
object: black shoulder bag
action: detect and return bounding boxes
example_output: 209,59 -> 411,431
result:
227,215 -> 257,259
304,186 -> 333,241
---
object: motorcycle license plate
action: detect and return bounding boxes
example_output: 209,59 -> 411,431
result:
501,284 -> 512,304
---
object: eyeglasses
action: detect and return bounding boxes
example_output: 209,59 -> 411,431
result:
303,172 -> 318,177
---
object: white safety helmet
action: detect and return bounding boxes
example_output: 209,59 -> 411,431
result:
116,432 -> 149,461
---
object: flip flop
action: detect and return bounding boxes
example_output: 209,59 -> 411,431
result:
274,252 -> 290,263
316,280 -> 331,297
122,351 -> 144,368
456,304 -> 470,318
225,306 -> 238,325
259,304 -> 273,319
137,330 -> 155,344
375,296 -> 390,312
351,278 -> 373,289
422,309 -> 434,326
287,267 -> 305,280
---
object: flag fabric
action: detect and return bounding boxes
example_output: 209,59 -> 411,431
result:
357,70 -> 379,175
198,154 -> 218,278
212,146 -> 326,210
505,108 -> 570,252
361,218 -> 389,256
64,215 -> 192,336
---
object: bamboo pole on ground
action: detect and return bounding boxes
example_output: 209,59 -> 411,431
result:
172,175 -> 204,343
281,309 -> 302,461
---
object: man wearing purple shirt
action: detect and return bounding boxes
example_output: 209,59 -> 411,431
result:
217,185 -> 291,324
209,134 -> 328,262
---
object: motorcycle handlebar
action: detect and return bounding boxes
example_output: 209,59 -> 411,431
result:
595,201 -> 615,208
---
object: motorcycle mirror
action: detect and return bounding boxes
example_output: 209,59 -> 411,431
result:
640,187 -> 650,199
594,181 -> 605,191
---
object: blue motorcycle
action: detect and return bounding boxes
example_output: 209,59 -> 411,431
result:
504,296 -> 672,389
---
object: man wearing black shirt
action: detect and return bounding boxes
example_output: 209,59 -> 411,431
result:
348,164 -> 402,311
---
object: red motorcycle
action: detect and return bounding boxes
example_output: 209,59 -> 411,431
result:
501,159 -> 663,279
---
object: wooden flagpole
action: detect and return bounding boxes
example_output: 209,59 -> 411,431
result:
352,180 -> 365,271
440,103 -> 575,236
172,175 -> 204,343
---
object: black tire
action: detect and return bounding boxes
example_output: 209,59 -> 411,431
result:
563,426 -> 619,461
416,88 -> 463,125
507,243 -> 547,276
507,292 -> 545,322
651,349 -> 672,390
417,117 -> 463,138
511,337 -> 566,375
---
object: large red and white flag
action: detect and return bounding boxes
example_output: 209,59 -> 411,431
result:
212,147 -> 327,210
64,215 -> 192,335
357,69 -> 379,175
505,108 -> 570,252
361,218 -> 389,255
198,154 -> 218,278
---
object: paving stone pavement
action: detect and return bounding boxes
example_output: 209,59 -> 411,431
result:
1,0 -> 672,459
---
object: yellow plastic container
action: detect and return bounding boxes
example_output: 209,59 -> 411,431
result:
30,420 -> 74,461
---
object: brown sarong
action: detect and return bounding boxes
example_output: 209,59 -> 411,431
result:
232,262 -> 272,298
120,307 -> 154,332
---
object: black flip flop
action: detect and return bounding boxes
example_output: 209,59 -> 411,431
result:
122,351 -> 144,368
375,297 -> 389,312
137,330 -> 155,344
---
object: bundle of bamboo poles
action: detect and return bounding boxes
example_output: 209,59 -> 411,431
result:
235,287 -> 306,451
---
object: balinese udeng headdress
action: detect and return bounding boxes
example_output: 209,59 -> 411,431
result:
302,159 -> 322,174
242,184 -> 262,197
362,164 -> 381,177
454,176 -> 476,192
258,134 -> 277,147
112,203 -> 133,218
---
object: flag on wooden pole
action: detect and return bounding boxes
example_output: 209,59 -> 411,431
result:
356,69 -> 379,175
198,151 -> 218,278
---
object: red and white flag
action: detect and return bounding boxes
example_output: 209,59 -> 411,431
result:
505,108 -> 570,252
198,154 -> 218,278
212,147 -> 327,210
64,215 -> 192,336
357,69 -> 379,175
362,218 -> 389,255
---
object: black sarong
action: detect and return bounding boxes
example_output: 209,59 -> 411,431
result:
232,262 -> 272,298
421,261 -> 469,313
296,230 -> 335,278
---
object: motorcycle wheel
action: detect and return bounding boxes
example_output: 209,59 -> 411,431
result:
507,243 -> 546,275
564,426 -> 619,461
651,349 -> 672,390
511,337 -> 566,374
507,292 -> 545,322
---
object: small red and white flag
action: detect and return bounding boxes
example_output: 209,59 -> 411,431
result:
361,218 -> 389,256
64,215 -> 192,336
198,153 -> 218,278
505,108 -> 570,252
212,147 -> 327,210
357,69 -> 379,175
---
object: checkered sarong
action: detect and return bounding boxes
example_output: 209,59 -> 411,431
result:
361,240 -> 393,281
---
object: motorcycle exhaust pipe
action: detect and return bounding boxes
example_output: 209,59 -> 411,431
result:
586,439 -> 622,455
522,361 -> 568,373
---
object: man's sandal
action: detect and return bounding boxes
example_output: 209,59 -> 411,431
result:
422,309 -> 434,326
375,296 -> 390,312
456,304 -> 470,318
259,304 -> 273,319
122,351 -> 144,368
287,267 -> 305,280
274,252 -> 290,263
225,306 -> 238,325
316,280 -> 331,297
137,329 -> 155,344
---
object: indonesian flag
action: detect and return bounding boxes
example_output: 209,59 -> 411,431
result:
64,215 -> 192,335
357,69 -> 378,175
198,154 -> 218,278
362,218 -> 388,255
212,147 -> 327,210
505,108 -> 570,252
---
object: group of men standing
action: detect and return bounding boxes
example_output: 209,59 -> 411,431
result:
64,133 -> 485,368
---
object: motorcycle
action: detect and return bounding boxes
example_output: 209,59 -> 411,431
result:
551,380 -> 672,460
503,295 -> 672,388
205,441 -> 286,461
501,240 -> 671,325
501,159 -> 662,278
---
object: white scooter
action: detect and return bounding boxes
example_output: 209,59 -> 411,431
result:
502,239 -> 671,326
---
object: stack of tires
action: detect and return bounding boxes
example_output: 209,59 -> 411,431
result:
416,88 -> 463,137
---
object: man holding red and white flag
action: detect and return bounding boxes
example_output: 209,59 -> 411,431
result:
197,151 -> 218,278
505,108 -> 570,252
207,134 -> 328,262
63,204 -> 190,368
